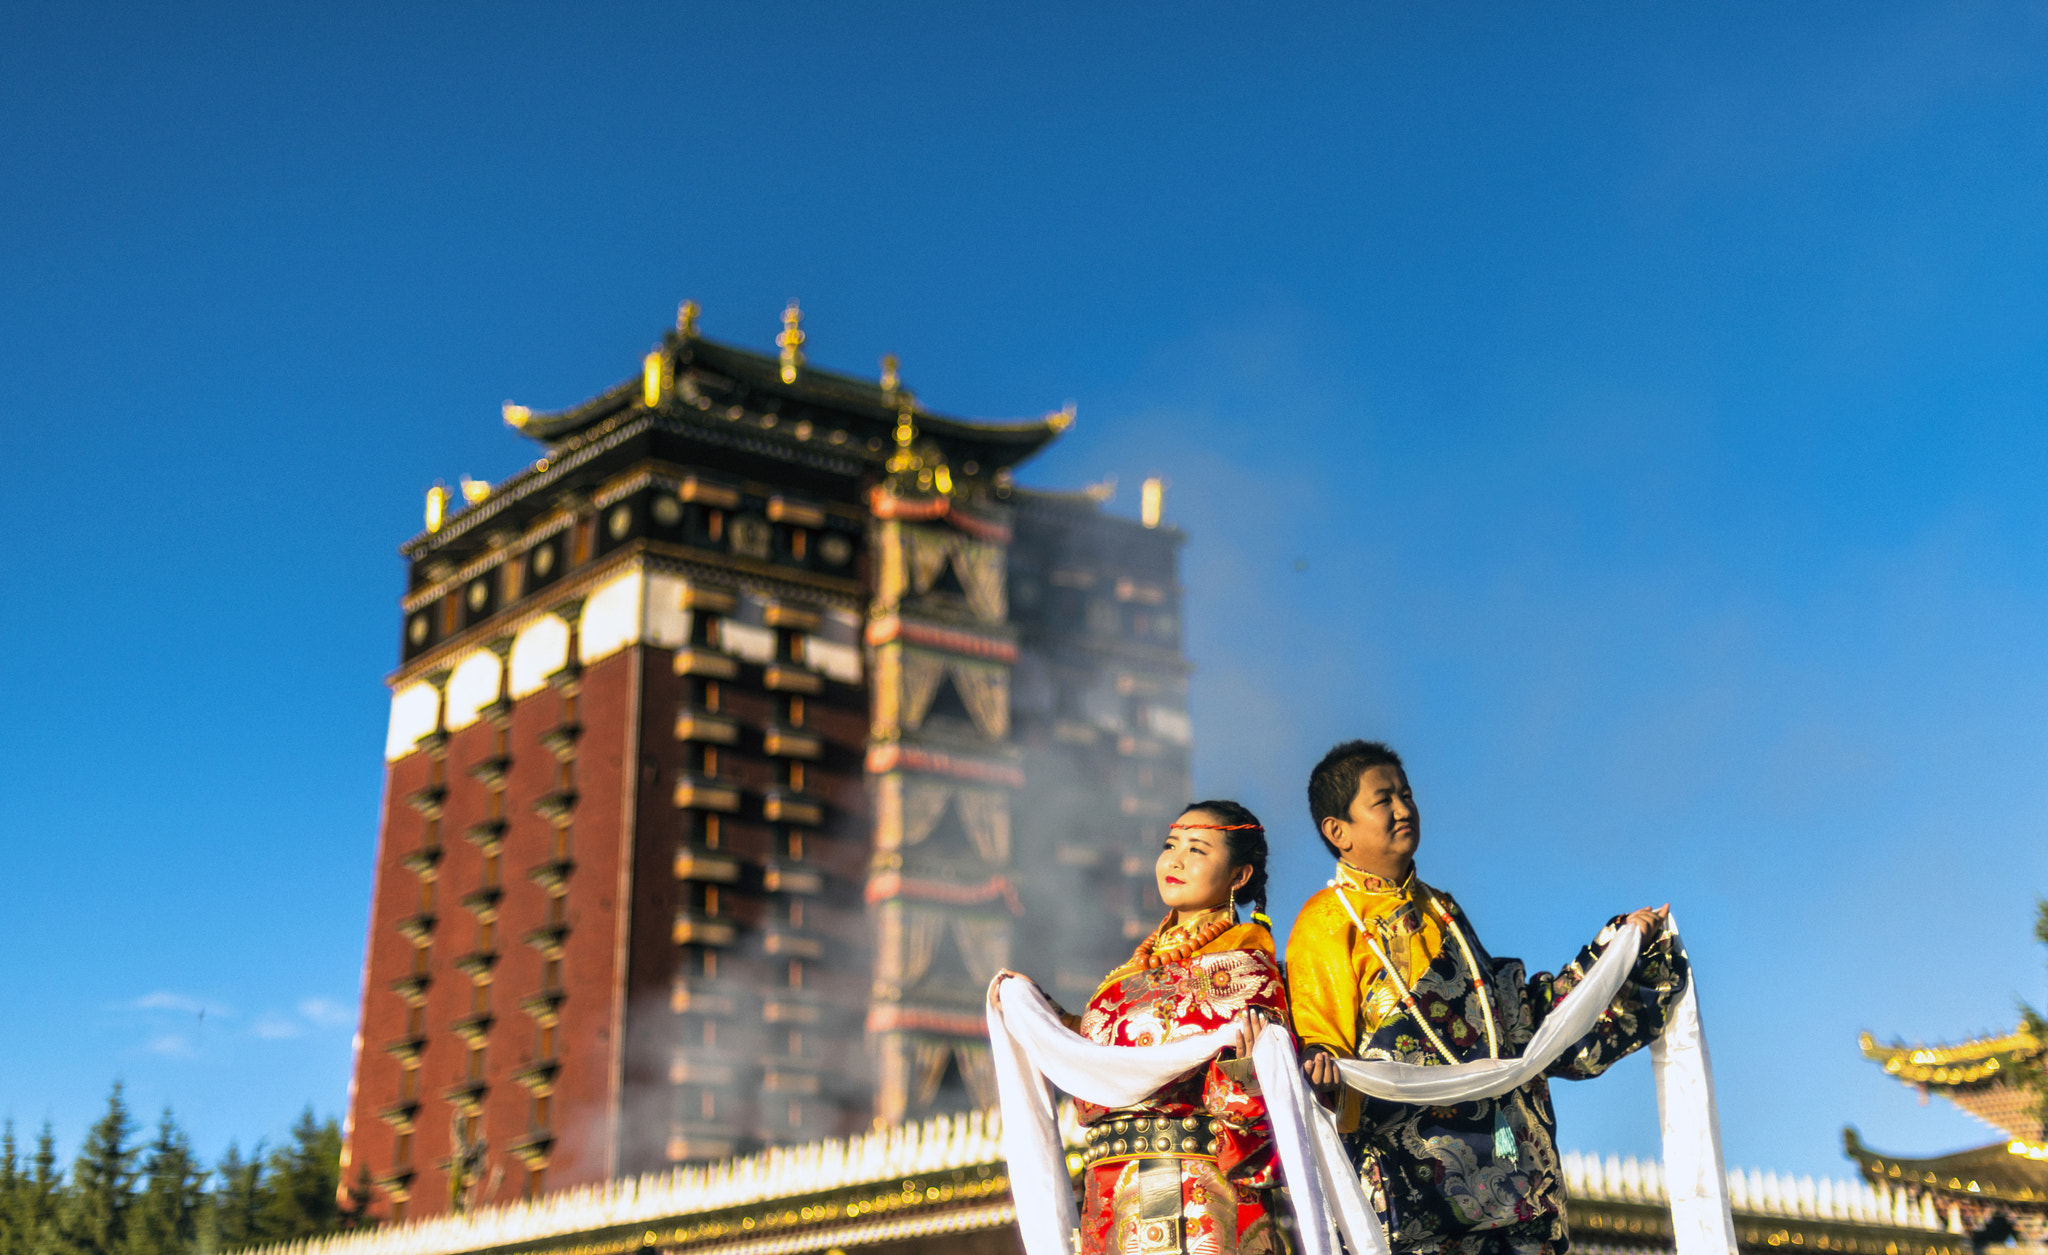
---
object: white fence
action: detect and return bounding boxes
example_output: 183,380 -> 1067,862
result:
245,1120 -> 1950,1255
1561,1150 -> 1946,1230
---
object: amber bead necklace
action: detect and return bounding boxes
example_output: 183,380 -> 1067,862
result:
1131,908 -> 1235,969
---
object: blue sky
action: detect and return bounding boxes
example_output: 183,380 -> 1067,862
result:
4,0 -> 2047,1181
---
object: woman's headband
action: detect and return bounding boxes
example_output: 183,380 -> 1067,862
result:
1170,822 -> 1264,831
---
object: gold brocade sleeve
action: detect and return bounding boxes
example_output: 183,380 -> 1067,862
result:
1284,887 -> 1377,1057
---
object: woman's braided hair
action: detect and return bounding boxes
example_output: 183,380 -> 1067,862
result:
1176,799 -> 1269,926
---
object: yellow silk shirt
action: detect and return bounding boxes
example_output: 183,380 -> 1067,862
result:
1284,864 -> 1452,1058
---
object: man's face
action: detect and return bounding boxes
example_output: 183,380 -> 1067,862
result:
1321,764 -> 1420,880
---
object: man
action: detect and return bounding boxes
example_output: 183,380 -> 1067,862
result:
1287,740 -> 1685,1255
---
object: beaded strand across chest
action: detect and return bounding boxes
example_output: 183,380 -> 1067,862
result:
1329,870 -> 1502,1064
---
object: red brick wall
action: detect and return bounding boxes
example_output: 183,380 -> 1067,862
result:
342,646 -> 640,1219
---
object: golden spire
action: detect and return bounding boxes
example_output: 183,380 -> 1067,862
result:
880,353 -> 900,394
425,484 -> 451,532
1140,476 -> 1165,528
677,299 -> 700,337
643,349 -> 670,407
887,397 -> 919,473
777,300 -> 805,384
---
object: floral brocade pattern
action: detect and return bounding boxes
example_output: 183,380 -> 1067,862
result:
1081,949 -> 1283,1047
1303,889 -> 1689,1255
1073,932 -> 1293,1255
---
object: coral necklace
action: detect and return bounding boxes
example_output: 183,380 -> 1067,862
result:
1131,909 -> 1234,969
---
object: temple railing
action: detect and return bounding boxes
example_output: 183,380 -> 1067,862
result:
1563,1149 -> 1947,1228
244,1118 -> 1960,1255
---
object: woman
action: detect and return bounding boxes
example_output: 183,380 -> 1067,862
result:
1009,800 -> 1293,1255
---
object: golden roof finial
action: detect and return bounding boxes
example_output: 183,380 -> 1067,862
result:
1049,400 -> 1077,432
880,354 -> 900,394
459,476 -> 492,505
643,349 -> 670,407
1140,476 -> 1166,528
425,483 -> 451,532
677,299 -> 700,337
502,402 -> 532,430
888,397 -> 919,474
777,300 -> 805,384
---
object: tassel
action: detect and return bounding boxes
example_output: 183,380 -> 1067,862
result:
1493,1108 -> 1518,1164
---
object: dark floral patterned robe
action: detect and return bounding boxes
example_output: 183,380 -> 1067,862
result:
1286,868 -> 1689,1255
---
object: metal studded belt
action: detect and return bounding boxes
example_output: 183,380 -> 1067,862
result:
1080,1114 -> 1223,1166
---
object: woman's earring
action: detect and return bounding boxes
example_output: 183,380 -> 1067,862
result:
1228,885 -> 1238,919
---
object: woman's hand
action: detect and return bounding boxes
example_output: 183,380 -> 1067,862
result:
1624,904 -> 1671,941
988,968 -> 1037,1007
1229,1007 -> 1271,1055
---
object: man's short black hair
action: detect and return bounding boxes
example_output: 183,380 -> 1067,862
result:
1307,740 -> 1406,859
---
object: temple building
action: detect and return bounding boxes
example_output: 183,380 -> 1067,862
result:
272,1111 -> 1963,1255
1847,1025 -> 2048,1248
345,303 -> 1192,1221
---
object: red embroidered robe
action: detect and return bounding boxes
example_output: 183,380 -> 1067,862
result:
1071,913 -> 1293,1255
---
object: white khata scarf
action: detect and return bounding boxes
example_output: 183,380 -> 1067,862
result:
986,920 -> 1734,1255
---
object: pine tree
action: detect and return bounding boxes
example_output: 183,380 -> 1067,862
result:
25,1123 -> 64,1255
252,1113 -> 340,1243
0,1121 -> 23,1255
2021,899 -> 2048,1135
56,1086 -> 136,1255
201,1145 -> 262,1255
123,1113 -> 200,1255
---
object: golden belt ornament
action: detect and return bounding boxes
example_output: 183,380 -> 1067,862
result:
1081,1114 -> 1224,1166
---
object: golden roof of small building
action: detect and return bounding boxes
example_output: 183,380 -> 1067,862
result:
1859,1026 -> 2042,1087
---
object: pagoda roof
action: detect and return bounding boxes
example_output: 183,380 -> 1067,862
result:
403,321 -> 1072,561
1845,1129 -> 2048,1210
1861,1026 -> 2045,1142
1862,1027 -> 2043,1089
508,332 -> 1068,473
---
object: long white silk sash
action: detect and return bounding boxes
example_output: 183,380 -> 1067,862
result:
1651,926 -> 1738,1255
987,921 -> 1733,1255
1329,922 -> 1643,1101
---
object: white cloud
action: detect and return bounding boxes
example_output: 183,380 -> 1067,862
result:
297,997 -> 353,1028
144,1034 -> 193,1057
129,991 -> 234,1017
252,1014 -> 304,1041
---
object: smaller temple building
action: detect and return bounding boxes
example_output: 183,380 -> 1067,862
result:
1847,1026 -> 2048,1250
251,1110 -> 1962,1255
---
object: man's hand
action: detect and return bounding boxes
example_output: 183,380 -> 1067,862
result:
1302,1048 -> 1342,1106
1624,903 -> 1671,941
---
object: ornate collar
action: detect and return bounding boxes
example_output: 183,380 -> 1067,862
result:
1333,862 -> 1414,895
1158,905 -> 1231,946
